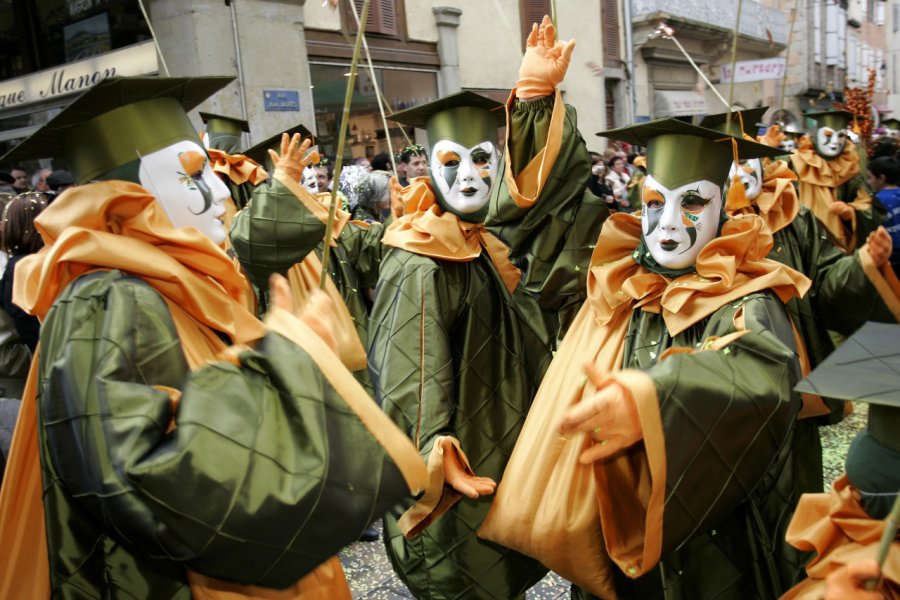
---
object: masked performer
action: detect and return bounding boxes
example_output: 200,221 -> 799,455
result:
703,108 -> 899,496
791,110 -> 884,252
480,118 -> 813,600
0,76 -> 426,599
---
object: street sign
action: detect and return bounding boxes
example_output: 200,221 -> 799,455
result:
720,58 -> 787,84
263,90 -> 300,112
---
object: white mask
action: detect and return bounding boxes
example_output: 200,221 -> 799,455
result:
778,138 -> 796,153
430,139 -> 498,217
302,165 -> 318,194
641,174 -> 722,270
726,158 -> 763,201
815,126 -> 847,158
138,140 -> 231,245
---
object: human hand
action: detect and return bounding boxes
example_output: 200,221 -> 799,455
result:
516,15 -> 576,99
558,365 -> 643,464
828,200 -> 854,220
440,437 -> 496,499
269,273 -> 337,352
866,226 -> 893,267
268,133 -> 320,184
824,560 -> 884,600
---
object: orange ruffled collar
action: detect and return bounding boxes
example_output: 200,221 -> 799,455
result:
727,159 -> 800,234
587,212 -> 810,336
207,148 -> 268,186
792,137 -> 861,188
382,177 -> 521,293
14,180 -> 265,344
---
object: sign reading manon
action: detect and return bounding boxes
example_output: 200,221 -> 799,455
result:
0,41 -> 157,111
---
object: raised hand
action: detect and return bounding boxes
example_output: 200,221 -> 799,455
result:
440,437 -> 496,499
824,560 -> 884,600
828,200 -> 854,221
268,133 -> 320,184
516,15 -> 576,99
558,365 -> 642,464
866,226 -> 893,267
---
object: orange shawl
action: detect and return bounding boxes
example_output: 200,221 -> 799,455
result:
731,159 -> 801,235
480,212 -> 810,598
0,182 -> 350,599
207,148 -> 268,186
791,138 -> 870,251
782,475 -> 900,599
382,178 -> 521,293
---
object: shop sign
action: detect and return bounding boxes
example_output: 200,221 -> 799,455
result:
720,58 -> 787,84
263,90 -> 300,111
0,41 -> 157,112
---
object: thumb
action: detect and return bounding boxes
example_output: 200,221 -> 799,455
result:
268,148 -> 280,166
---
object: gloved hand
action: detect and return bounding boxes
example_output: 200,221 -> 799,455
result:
559,365 -> 643,464
828,200 -> 854,221
268,133 -> 320,184
440,437 -> 496,499
866,226 -> 893,268
516,15 -> 576,99
269,273 -> 337,352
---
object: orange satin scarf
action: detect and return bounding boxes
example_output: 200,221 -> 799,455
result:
383,178 -> 521,293
207,148 -> 269,186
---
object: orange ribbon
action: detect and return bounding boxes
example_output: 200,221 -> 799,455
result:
383,178 -> 522,294
207,148 -> 269,186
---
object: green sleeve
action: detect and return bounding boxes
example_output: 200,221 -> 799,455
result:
336,221 -> 386,290
645,293 -> 801,555
794,208 -> 895,333
39,270 -> 407,589
487,95 -> 610,319
368,251 -> 456,459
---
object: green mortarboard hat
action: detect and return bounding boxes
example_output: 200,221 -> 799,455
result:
1,76 -> 234,184
242,124 -> 315,168
200,111 -> 249,154
795,321 -> 900,453
597,118 -> 782,190
804,109 -> 855,131
881,117 -> 900,130
699,107 -> 770,138
390,90 -> 505,149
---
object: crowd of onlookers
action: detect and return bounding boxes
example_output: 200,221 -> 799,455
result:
586,145 -> 646,213
0,166 -> 75,199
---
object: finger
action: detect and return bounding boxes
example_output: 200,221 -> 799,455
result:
579,438 -> 623,464
543,20 -> 556,48
267,149 -> 281,166
453,479 -> 480,499
527,22 -> 538,47
583,363 -> 605,390
305,150 -> 321,166
280,132 -> 290,156
559,395 -> 606,433
560,39 -> 576,64
289,133 -> 302,155
846,560 -> 880,583
469,476 -> 497,490
537,16 -> 548,46
269,274 -> 293,312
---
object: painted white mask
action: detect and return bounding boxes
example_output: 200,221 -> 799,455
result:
138,140 -> 230,245
430,139 -> 498,218
641,174 -> 723,270
815,126 -> 847,158
727,158 -> 763,201
302,165 -> 318,194
778,138 -> 796,153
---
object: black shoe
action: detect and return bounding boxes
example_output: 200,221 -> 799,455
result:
358,525 -> 379,542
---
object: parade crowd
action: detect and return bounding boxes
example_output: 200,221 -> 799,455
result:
0,15 -> 898,600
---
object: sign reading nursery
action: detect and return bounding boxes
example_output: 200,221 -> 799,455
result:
0,41 -> 158,111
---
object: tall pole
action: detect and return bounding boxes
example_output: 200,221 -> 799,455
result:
623,0 -> 637,123
779,2 -> 799,115
320,0 -> 371,289
726,0 -> 744,130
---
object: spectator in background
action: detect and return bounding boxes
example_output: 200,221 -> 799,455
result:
314,160 -> 333,193
587,152 -> 616,211
867,156 -> 900,277
0,173 -> 14,195
397,143 -> 428,187
370,152 -> 392,172
604,153 -> 631,210
351,170 -> 392,223
0,192 -> 49,352
31,168 -> 51,193
9,168 -> 28,193
45,170 -> 75,200
352,156 -> 371,171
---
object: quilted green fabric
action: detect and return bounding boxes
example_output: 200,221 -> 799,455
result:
837,172 -> 885,243
581,292 -> 807,599
370,96 -> 608,599
37,270 -> 409,597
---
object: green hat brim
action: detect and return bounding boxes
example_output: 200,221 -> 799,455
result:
699,107 -> 769,138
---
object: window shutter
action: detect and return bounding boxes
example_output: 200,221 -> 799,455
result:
602,0 -> 620,68
521,0 -> 552,48
605,81 -> 616,129
351,0 -> 399,37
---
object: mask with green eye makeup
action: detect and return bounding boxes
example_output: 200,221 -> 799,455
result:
429,139 -> 498,222
640,174 -> 723,270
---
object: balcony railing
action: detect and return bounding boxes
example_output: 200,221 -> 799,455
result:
632,0 -> 789,45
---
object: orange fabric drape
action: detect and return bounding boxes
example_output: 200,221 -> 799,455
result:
480,211 -> 810,598
207,148 -> 269,186
382,178 -> 521,293
0,181 -> 351,599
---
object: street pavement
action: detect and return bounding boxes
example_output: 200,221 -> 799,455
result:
341,405 -> 868,599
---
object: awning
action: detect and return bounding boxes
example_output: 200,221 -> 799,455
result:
654,90 -> 709,118
875,104 -> 893,114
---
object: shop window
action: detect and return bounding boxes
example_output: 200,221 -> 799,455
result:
348,0 -> 400,37
520,0 -> 551,47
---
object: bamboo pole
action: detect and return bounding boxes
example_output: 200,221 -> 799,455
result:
779,2 -> 799,115
726,0 -> 744,130
320,0 -> 371,289
865,492 -> 900,591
